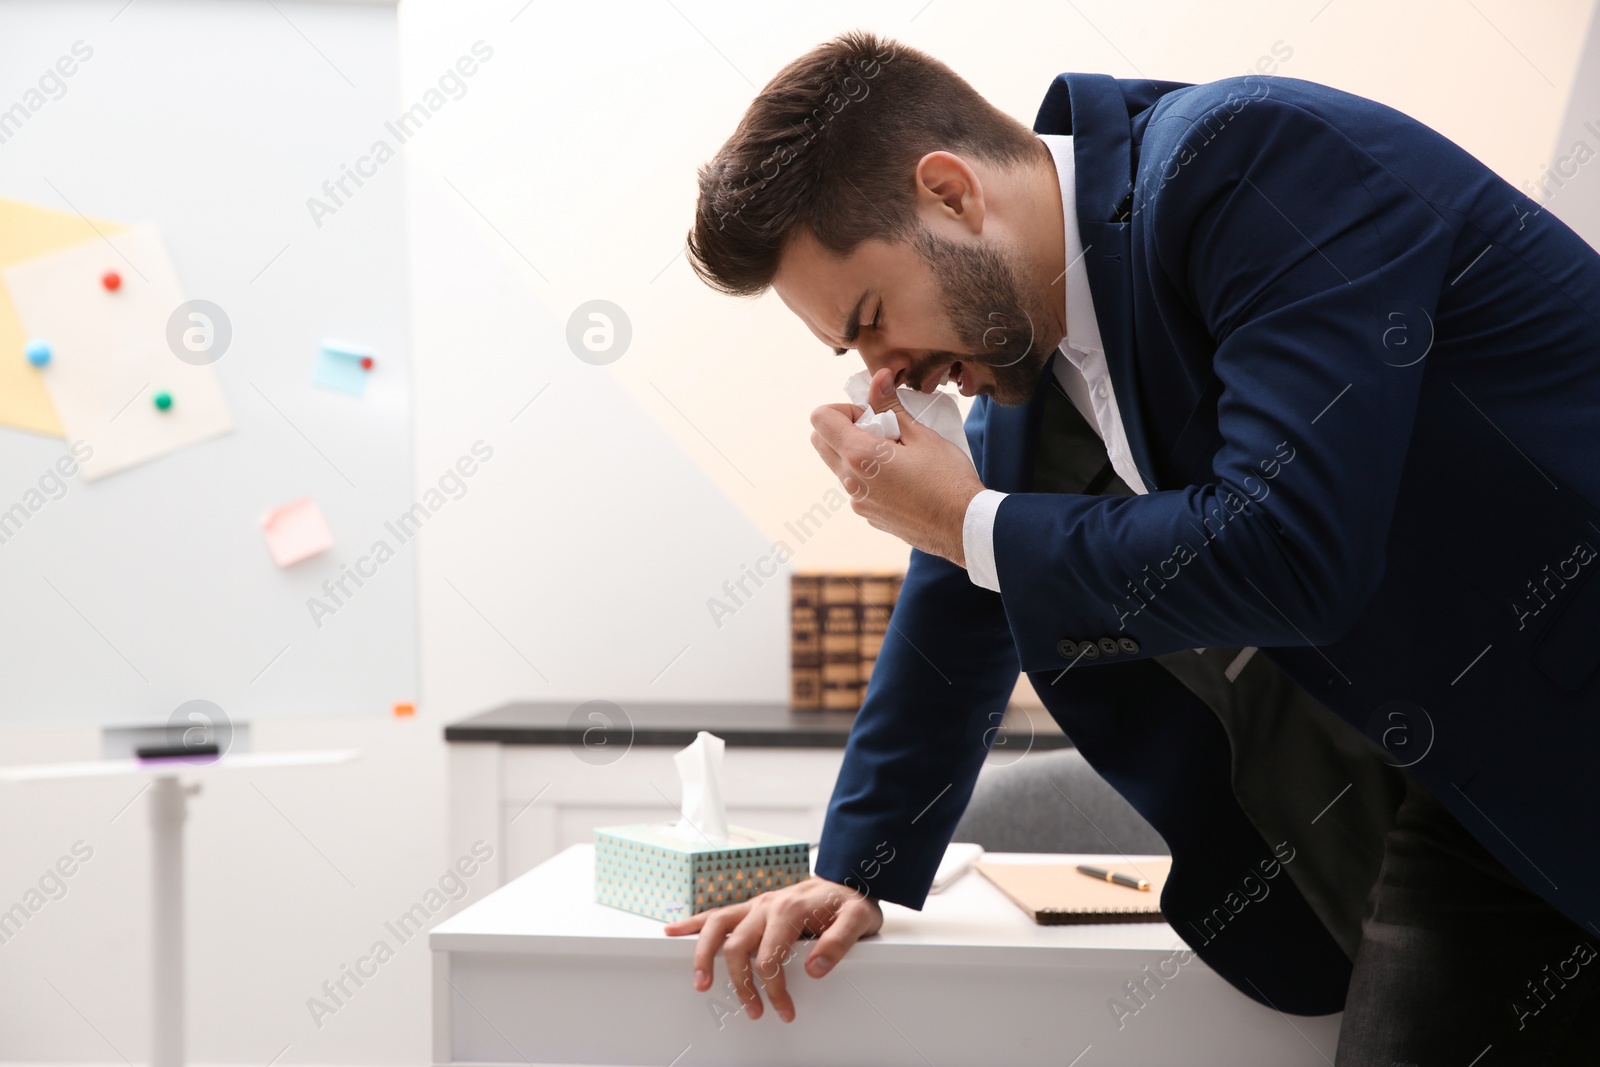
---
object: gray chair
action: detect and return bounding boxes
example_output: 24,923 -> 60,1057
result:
952,748 -> 1169,855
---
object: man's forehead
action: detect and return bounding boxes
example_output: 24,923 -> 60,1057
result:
774,230 -> 848,294
773,235 -> 853,342
774,282 -> 854,351
774,234 -> 903,343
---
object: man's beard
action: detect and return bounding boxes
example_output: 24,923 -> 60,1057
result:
913,228 -> 1054,406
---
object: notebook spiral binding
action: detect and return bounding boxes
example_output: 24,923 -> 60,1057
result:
1033,907 -> 1166,926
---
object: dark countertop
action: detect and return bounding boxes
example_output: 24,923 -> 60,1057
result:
444,701 -> 1072,750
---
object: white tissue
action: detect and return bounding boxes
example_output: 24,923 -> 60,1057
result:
844,370 -> 975,465
671,731 -> 729,844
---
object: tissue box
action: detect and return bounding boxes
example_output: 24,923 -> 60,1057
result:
594,823 -> 812,922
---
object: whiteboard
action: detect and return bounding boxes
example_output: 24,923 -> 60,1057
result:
0,0 -> 415,729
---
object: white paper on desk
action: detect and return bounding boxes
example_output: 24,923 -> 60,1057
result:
844,370 -> 974,466
4,223 -> 233,481
671,731 -> 729,845
931,842 -> 985,893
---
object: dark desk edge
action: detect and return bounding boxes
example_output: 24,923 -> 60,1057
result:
444,701 -> 1072,750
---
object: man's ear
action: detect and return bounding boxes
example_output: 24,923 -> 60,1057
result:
913,151 -> 986,235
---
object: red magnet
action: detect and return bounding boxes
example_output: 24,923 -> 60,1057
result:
360,356 -> 374,370
102,271 -> 121,292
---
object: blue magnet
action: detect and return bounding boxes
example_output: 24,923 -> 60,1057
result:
25,339 -> 51,367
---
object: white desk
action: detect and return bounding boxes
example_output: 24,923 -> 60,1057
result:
430,844 -> 1341,1066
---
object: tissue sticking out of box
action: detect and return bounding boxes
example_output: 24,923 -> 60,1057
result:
671,730 -> 730,844
844,370 -> 975,465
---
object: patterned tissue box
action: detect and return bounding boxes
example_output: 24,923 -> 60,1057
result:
594,823 -> 812,922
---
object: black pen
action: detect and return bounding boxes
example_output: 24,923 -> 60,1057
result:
1076,863 -> 1150,891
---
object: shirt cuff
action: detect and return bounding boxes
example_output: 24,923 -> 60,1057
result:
962,489 -> 1007,592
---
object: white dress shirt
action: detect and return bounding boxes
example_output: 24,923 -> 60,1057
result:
963,133 -> 1150,592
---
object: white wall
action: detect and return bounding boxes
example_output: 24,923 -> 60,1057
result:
1543,2 -> 1600,247
1,0 -> 1594,1062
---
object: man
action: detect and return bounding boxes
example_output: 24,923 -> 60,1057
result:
671,32 -> 1600,1060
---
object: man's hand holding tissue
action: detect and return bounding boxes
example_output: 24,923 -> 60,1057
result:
663,875 -> 883,1023
810,367 -> 985,567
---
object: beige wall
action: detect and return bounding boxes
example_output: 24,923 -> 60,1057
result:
403,0 -> 1596,577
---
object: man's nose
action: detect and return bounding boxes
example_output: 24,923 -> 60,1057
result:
856,337 -> 912,385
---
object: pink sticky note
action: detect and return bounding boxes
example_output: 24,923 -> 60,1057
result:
260,496 -> 334,567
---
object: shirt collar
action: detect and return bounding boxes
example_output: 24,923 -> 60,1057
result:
1037,133 -> 1104,358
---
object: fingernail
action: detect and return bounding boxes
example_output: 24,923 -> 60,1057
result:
811,957 -> 832,975
779,1009 -> 794,1023
694,969 -> 708,988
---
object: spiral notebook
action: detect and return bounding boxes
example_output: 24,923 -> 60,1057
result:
976,858 -> 1171,925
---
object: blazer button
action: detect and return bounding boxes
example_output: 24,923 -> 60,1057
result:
1079,642 -> 1099,660
1097,637 -> 1119,656
1118,637 -> 1140,655
1056,639 -> 1079,660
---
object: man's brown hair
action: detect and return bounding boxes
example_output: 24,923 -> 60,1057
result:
687,31 -> 1040,297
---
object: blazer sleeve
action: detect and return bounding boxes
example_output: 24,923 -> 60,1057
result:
812,408 -> 1022,909
994,92 -> 1462,673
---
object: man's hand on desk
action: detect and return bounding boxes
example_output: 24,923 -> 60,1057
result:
662,875 -> 883,1023
810,367 -> 984,568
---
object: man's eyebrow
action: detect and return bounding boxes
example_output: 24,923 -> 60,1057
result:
832,291 -> 869,356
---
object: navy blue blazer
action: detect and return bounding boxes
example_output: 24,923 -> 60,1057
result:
813,73 -> 1600,1015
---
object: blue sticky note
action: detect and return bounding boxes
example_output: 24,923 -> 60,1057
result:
312,342 -> 371,397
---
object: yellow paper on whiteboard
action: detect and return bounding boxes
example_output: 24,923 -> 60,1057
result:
0,196 -> 129,437
4,223 -> 234,481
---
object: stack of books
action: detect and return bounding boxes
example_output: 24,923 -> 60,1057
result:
790,571 -> 904,710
